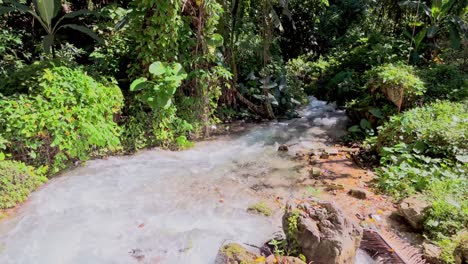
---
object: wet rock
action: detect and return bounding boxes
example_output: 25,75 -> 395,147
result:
422,241 -> 442,264
324,183 -> 345,191
320,153 -> 330,159
215,243 -> 257,264
347,188 -> 368,199
129,249 -> 145,261
278,144 -> 289,152
283,199 -> 363,264
265,255 -> 307,264
325,148 -> 339,155
310,167 -> 321,178
398,195 -> 431,230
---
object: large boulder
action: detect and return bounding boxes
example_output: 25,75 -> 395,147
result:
283,199 -> 363,264
398,195 -> 431,230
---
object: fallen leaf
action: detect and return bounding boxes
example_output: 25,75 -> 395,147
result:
255,256 -> 265,262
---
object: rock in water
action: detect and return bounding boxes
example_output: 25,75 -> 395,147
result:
215,243 -> 257,264
283,199 -> 363,264
278,144 -> 289,152
398,195 -> 431,230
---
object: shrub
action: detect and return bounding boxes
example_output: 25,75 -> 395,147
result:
419,64 -> 468,102
0,65 -> 124,173
424,178 -> 468,240
366,63 -> 426,109
375,101 -> 467,160
0,160 -> 47,209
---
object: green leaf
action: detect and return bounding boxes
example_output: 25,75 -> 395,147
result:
369,108 -> 384,119
5,0 -> 33,13
0,6 -> 16,15
42,34 -> 54,54
206,33 -> 223,47
35,0 -> 55,27
427,25 -> 438,38
360,119 -> 372,130
149,61 -> 165,76
62,9 -> 94,19
412,141 -> 425,154
0,152 -> 5,161
59,24 -> 102,44
414,27 -> 428,49
130,77 -> 149,91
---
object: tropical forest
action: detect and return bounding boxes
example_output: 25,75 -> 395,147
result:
0,0 -> 467,263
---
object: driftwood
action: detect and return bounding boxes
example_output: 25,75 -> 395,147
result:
236,90 -> 269,117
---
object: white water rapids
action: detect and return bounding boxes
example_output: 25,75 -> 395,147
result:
0,97 -> 374,264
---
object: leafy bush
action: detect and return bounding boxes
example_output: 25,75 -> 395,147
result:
375,101 -> 467,160
366,63 -> 426,109
0,65 -> 123,173
424,178 -> 468,240
0,160 -> 47,209
121,102 -> 193,152
419,64 -> 468,102
0,60 -> 66,96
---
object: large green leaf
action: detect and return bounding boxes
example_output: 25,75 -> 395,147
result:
440,0 -> 456,16
130,77 -> 149,91
149,62 -> 166,76
59,24 -> 102,44
448,22 -> 461,49
414,27 -> 428,49
35,0 -> 55,27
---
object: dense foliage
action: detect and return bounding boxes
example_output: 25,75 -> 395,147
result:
0,0 -> 467,262
0,160 -> 47,209
0,64 -> 123,173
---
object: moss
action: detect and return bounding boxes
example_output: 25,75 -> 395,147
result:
247,201 -> 273,216
220,243 -> 256,264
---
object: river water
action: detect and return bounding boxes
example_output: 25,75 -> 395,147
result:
0,97 -> 374,263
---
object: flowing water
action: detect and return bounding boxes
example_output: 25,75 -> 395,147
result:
0,97 -> 374,264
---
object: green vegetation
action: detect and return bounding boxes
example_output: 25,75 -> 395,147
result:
247,201 -> 273,216
0,0 -> 467,262
0,64 -> 123,173
0,160 -> 47,209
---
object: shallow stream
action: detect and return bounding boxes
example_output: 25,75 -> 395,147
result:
0,97 -> 374,264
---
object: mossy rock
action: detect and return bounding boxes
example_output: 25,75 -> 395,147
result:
247,201 -> 273,217
215,243 -> 257,264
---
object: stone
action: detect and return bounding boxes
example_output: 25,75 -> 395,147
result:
422,241 -> 442,264
283,199 -> 363,264
265,255 -> 307,264
310,167 -> 321,177
325,148 -> 339,155
215,243 -> 257,264
347,188 -> 368,199
320,153 -> 330,159
278,144 -> 289,152
398,195 -> 431,230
